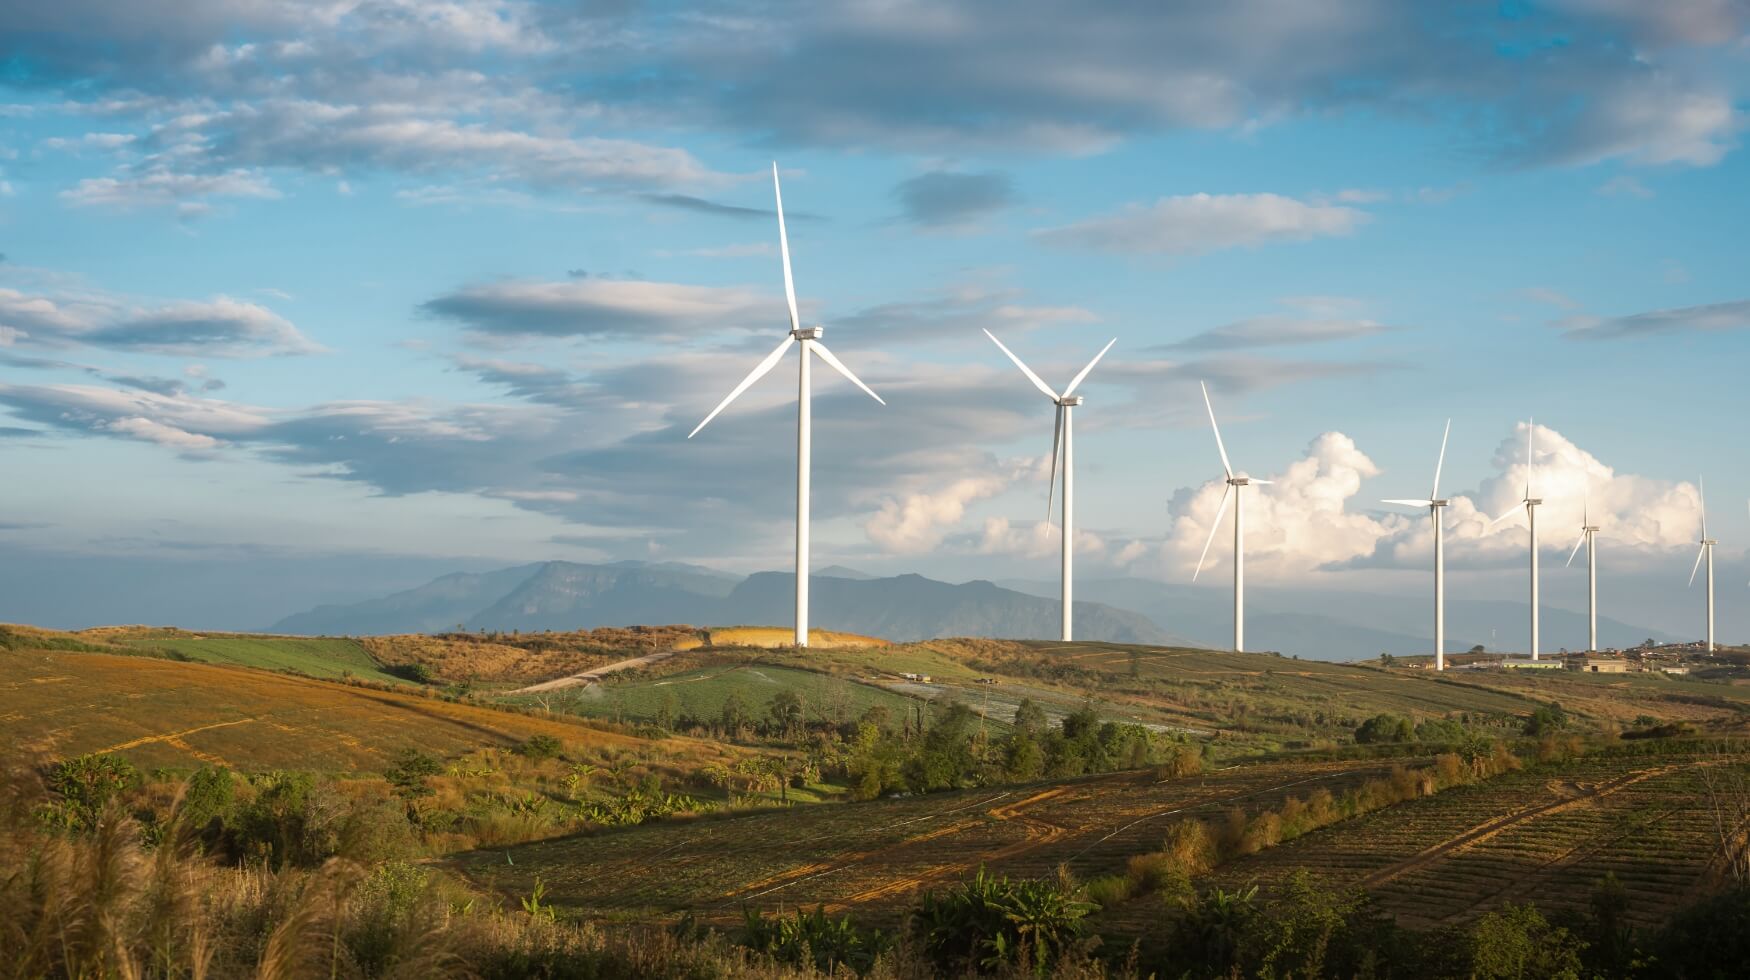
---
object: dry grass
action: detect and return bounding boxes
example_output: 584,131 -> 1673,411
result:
706,626 -> 889,649
0,647 -> 732,772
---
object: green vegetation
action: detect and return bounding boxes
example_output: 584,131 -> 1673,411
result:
538,663 -> 924,731
99,628 -> 415,684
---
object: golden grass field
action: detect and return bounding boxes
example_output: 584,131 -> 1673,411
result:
705,626 -> 889,649
0,646 -> 710,772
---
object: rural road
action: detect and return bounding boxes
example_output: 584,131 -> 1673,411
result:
508,647 -> 690,695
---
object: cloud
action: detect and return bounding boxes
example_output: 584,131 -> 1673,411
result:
1165,299 -> 1396,350
828,282 -> 1097,343
0,382 -> 271,455
1526,75 -> 1740,168
1035,193 -> 1367,255
637,193 -> 819,222
1554,298 -> 1750,340
60,168 -> 279,215
1358,422 -> 1704,570
1162,432 -> 1389,578
1597,175 -> 1655,198
422,278 -> 777,342
0,286 -> 321,357
893,170 -> 1014,227
865,474 -> 1008,553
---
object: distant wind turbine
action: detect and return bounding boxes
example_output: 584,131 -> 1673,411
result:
1489,420 -> 1544,660
1564,496 -> 1601,652
1688,478 -> 1717,653
1193,382 -> 1274,653
688,163 -> 885,648
1382,420 -> 1452,670
983,329 -> 1117,641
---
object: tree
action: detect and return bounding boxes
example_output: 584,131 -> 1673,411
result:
1523,702 -> 1568,736
768,690 -> 804,736
1466,903 -> 1586,979
1013,698 -> 1048,735
1355,713 -> 1413,744
1470,644 -> 1487,654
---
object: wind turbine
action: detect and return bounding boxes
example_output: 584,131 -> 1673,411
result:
1490,420 -> 1544,660
983,329 -> 1116,641
1688,478 -> 1717,652
1193,382 -> 1273,653
688,163 -> 885,648
1382,420 -> 1452,670
1564,496 -> 1601,652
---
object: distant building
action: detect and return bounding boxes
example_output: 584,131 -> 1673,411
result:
1503,659 -> 1565,670
1659,665 -> 1690,675
1566,654 -> 1632,673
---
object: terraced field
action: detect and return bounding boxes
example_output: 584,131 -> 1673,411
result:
454,757 -> 1408,924
1199,751 -> 1744,930
0,647 -> 707,772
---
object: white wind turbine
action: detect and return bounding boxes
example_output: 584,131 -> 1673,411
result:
688,163 -> 885,648
1490,420 -> 1544,660
1382,420 -> 1452,670
1564,495 -> 1601,652
983,329 -> 1117,642
1688,478 -> 1717,653
1192,382 -> 1274,653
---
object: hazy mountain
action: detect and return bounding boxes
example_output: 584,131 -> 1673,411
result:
270,562 -> 1177,644
723,572 -> 1179,644
996,577 -> 1677,659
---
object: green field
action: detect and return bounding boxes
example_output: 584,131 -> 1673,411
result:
527,663 -> 932,728
94,628 -> 412,685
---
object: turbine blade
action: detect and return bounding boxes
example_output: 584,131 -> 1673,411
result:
1200,381 -> 1234,479
1382,498 -> 1435,508
983,329 -> 1059,401
1689,542 -> 1706,588
1432,418 -> 1450,501
1699,476 -> 1707,539
687,334 -> 796,438
1249,479 -> 1274,486
1061,337 -> 1116,397
1192,483 -> 1234,583
1045,404 -> 1062,526
809,341 -> 884,405
773,163 -> 800,334
1565,529 -> 1585,568
1488,503 -> 1524,528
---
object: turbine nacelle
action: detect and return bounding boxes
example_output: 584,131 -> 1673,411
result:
1056,395 -> 1084,408
793,325 -> 824,340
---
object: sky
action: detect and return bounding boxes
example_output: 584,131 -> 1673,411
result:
1,1 -> 1748,636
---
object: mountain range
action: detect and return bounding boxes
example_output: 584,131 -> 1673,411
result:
269,559 -> 1681,660
270,561 -> 1177,645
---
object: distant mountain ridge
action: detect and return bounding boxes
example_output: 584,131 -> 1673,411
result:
270,561 -> 1176,645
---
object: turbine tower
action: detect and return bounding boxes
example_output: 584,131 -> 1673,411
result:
1564,496 -> 1601,652
1490,420 -> 1544,660
1192,382 -> 1274,653
1382,420 -> 1452,670
983,329 -> 1117,641
689,163 -> 885,648
1688,478 -> 1717,652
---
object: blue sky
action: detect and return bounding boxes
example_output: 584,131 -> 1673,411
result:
1,1 -> 1748,634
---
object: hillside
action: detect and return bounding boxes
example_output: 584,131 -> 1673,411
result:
271,561 -> 1178,644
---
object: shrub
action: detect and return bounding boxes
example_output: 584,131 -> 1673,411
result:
1523,702 -> 1568,736
1466,903 -> 1586,979
739,905 -> 890,975
1355,713 -> 1414,744
42,753 -> 140,832
514,735 -> 563,760
911,867 -> 1096,974
385,749 -> 443,799
389,662 -> 437,684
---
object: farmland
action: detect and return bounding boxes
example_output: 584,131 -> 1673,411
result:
0,644 -> 690,772
1198,749 -> 1743,930
454,757 -> 1411,924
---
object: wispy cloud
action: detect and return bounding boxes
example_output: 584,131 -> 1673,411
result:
1035,193 -> 1367,255
1554,298 -> 1750,340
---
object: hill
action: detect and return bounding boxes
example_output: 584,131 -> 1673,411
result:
270,561 -> 1178,644
0,642 -> 675,772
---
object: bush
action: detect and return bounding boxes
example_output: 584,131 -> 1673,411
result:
911,867 -> 1096,974
1355,713 -> 1414,744
1466,903 -> 1586,979
385,749 -> 443,799
389,662 -> 437,684
42,753 -> 140,832
514,734 -> 563,760
738,905 -> 890,975
1523,702 -> 1568,736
